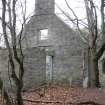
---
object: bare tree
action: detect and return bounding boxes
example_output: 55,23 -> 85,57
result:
83,0 -> 105,87
1,0 -> 28,104
84,0 -> 100,87
57,0 -> 105,87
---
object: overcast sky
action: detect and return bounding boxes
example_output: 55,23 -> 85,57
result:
0,0 -> 101,32
0,0 -> 101,46
26,0 -> 86,19
25,0 -> 101,27
25,0 -> 86,28
0,0 -> 101,27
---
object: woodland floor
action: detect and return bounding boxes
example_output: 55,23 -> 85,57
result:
23,85 -> 105,105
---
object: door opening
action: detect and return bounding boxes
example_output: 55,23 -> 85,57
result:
46,55 -> 53,81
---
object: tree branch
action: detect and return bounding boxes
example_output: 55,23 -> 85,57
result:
95,43 -> 105,60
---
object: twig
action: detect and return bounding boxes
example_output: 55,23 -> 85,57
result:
23,99 -> 63,104
23,99 -> 103,105
67,101 -> 103,105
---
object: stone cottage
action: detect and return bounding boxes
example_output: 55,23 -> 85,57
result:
21,0 -> 84,85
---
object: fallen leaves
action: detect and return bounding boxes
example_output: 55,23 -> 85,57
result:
23,85 -> 105,105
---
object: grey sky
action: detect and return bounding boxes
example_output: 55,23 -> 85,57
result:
0,0 -> 101,46
26,0 -> 101,27
26,0 -> 86,19
25,0 -> 86,28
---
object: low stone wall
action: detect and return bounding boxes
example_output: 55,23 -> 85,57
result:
0,48 -> 46,91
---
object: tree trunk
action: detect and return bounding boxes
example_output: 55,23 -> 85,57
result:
102,58 -> 105,73
16,85 -> 23,105
88,48 -> 100,87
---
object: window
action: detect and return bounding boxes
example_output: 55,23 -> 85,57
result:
40,29 -> 48,40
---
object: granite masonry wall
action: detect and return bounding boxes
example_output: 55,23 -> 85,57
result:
0,48 -> 46,90
21,14 -> 84,85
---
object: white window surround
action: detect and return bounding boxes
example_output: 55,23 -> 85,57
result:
40,29 -> 48,40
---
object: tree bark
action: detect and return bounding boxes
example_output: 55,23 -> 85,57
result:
16,86 -> 23,105
88,48 -> 100,87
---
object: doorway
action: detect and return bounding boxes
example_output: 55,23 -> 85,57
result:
46,55 -> 53,81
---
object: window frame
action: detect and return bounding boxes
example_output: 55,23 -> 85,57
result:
39,29 -> 48,40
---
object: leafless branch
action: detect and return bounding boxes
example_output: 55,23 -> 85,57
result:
56,3 -> 89,44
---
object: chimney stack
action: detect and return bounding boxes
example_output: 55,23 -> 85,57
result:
35,0 -> 55,15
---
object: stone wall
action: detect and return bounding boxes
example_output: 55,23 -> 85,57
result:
21,14 -> 84,85
0,48 -> 46,91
